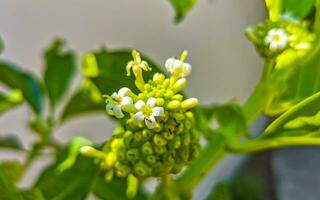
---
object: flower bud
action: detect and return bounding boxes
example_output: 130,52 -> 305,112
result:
80,146 -> 106,158
172,78 -> 187,93
145,155 -> 157,165
127,148 -> 139,162
181,98 -> 199,110
156,98 -> 165,106
154,146 -> 166,155
133,161 -> 151,177
166,100 -> 181,110
163,131 -> 174,140
127,174 -> 139,199
142,142 -> 154,155
153,134 -> 167,146
153,73 -> 165,83
115,162 -> 131,177
172,94 -> 183,101
105,169 -> 114,182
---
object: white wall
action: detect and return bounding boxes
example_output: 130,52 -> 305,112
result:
0,0 -> 265,197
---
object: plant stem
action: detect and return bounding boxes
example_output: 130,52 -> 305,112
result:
176,134 -> 226,189
228,136 -> 320,153
242,60 -> 274,124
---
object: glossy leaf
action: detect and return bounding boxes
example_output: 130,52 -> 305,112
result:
282,0 -> 314,19
0,90 -> 23,115
60,81 -> 104,122
0,60 -> 44,114
0,161 -> 25,184
0,135 -> 23,150
93,172 -> 149,200
34,148 -> 96,200
264,92 -> 320,136
169,0 -> 197,23
0,165 -> 23,200
44,39 -> 76,109
89,48 -> 162,95
267,41 -> 320,115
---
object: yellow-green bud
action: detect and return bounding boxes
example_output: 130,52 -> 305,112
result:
153,134 -> 167,146
115,163 -> 131,177
105,152 -> 116,169
166,100 -> 181,110
142,129 -> 153,139
153,73 -> 165,83
156,98 -> 165,106
127,174 -> 139,199
80,146 -> 106,158
162,79 -> 170,88
127,148 -> 139,162
105,169 -> 114,182
163,131 -> 174,140
164,90 -> 174,98
172,94 -> 183,101
154,146 -> 167,155
142,142 -> 154,155
146,155 -> 157,165
172,78 -> 187,93
133,161 -> 151,177
181,98 -> 199,110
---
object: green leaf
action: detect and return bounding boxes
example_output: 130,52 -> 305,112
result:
34,147 -> 96,200
267,40 -> 320,115
169,0 -> 197,23
282,0 -> 314,19
0,165 -> 23,200
0,90 -> 23,115
60,80 -> 104,122
206,182 -> 232,200
264,92 -> 320,136
93,172 -> 149,200
0,135 -> 23,150
21,188 -> 45,200
44,39 -> 76,109
89,48 -> 162,95
0,161 -> 25,184
265,0 -> 282,21
0,60 -> 44,114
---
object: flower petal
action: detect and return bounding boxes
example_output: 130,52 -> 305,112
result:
121,96 -> 133,107
135,100 -> 145,111
113,106 -> 124,118
134,112 -> 144,122
182,63 -> 191,77
111,92 -> 119,100
145,116 -> 157,129
147,97 -> 157,107
165,58 -> 175,73
118,87 -> 131,97
152,107 -> 164,117
106,103 -> 115,115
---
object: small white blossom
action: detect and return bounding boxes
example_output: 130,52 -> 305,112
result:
133,97 -> 164,129
265,28 -> 289,51
165,58 -> 192,77
106,87 -> 133,118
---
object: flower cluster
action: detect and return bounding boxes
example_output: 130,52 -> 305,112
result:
80,50 -> 200,198
246,16 -> 315,64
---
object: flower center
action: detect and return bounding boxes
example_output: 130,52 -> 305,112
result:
273,34 -> 282,43
142,106 -> 153,117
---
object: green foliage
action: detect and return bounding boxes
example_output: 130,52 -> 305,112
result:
0,165 -> 23,200
34,148 -> 96,200
169,0 -> 197,23
88,48 -> 161,94
0,60 -> 44,114
282,0 -> 315,19
267,41 -> 320,115
60,81 -> 104,122
0,135 -> 23,150
207,183 -> 231,200
44,39 -> 76,109
0,90 -> 23,114
0,161 -> 25,184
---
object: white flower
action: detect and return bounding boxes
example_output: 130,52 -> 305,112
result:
265,28 -> 289,51
133,97 -> 164,129
165,58 -> 192,77
106,87 -> 133,118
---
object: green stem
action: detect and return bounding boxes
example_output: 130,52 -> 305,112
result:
177,134 -> 226,189
263,91 -> 320,136
228,136 -> 320,153
242,60 -> 275,124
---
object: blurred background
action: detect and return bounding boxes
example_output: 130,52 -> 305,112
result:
0,0 -> 272,199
